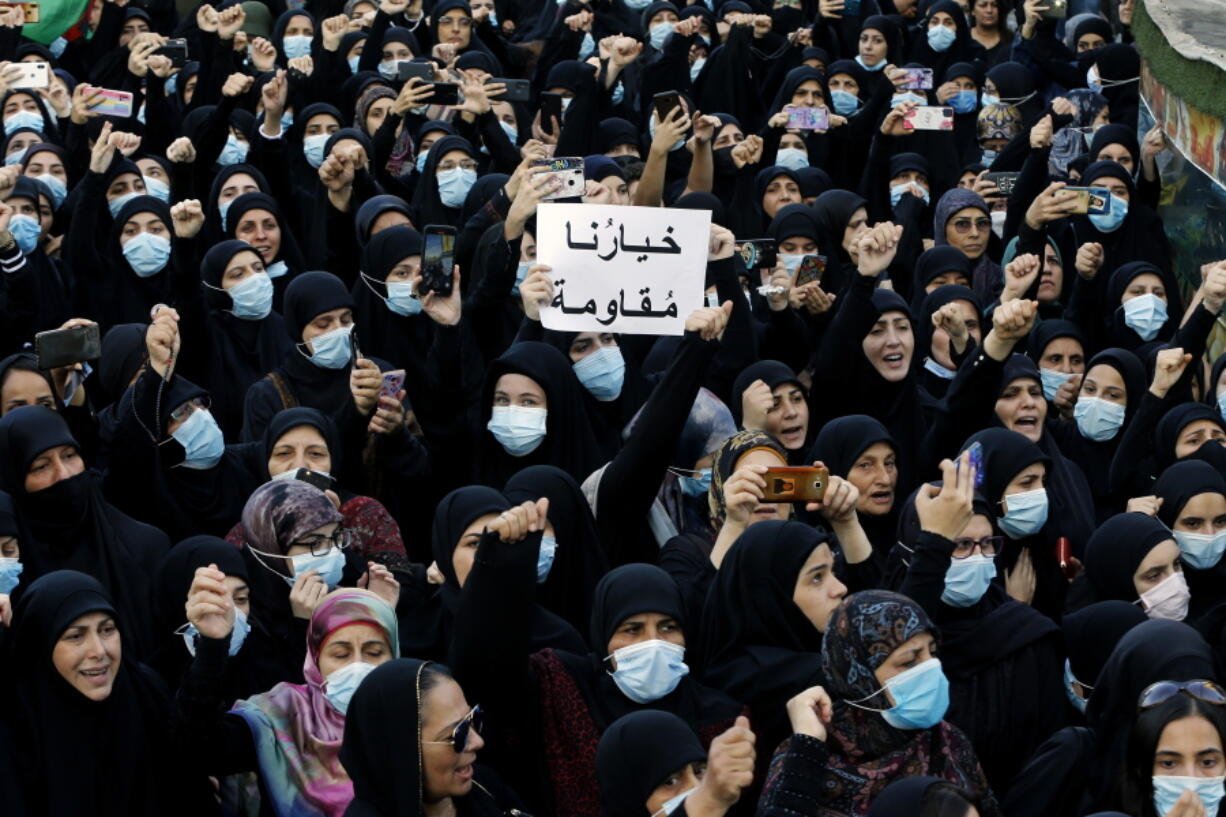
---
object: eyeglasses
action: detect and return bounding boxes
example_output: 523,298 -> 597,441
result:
437,159 -> 479,172
169,396 -> 211,425
290,529 -> 351,557
423,704 -> 483,750
1139,680 -> 1226,710
951,535 -> 1002,559
951,217 -> 992,234
440,15 -> 473,27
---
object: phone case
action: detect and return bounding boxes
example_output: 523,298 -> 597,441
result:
532,157 -> 585,201
903,106 -> 954,131
1067,187 -> 1111,215
379,369 -> 406,400
430,83 -> 460,105
784,106 -> 829,131
794,254 -> 827,287
34,325 -> 102,370
1040,0 -> 1068,18
984,172 -> 1019,196
492,78 -> 530,102
87,89 -> 134,118
761,467 -> 829,502
422,227 -> 456,297
398,61 -> 433,82
10,60 -> 47,90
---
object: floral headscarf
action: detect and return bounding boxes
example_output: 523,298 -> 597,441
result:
821,590 -> 933,702
241,479 -> 343,568
708,429 -> 788,530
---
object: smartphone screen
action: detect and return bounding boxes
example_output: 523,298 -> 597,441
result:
423,226 -> 456,297
540,92 -> 563,135
431,82 -> 460,106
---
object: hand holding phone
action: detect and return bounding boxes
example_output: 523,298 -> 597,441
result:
421,225 -> 456,297
379,369 -> 406,401
761,466 -> 829,502
35,325 -> 101,370
903,106 -> 955,131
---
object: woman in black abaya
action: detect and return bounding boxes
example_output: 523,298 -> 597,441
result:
1154,460 -> 1226,621
410,135 -> 481,229
810,188 -> 868,300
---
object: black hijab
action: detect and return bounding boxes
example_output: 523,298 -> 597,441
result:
910,245 -> 973,311
96,323 -> 148,408
729,359 -> 803,427
595,710 -> 707,817
811,414 -> 899,562
272,271 -> 359,417
908,1 -> 980,80
1155,403 -> 1226,472
1073,161 -> 1171,282
410,134 -> 477,228
1081,512 -> 1173,605
223,191 -> 308,307
355,194 -> 414,249
1062,600 -> 1148,689
811,189 -> 867,297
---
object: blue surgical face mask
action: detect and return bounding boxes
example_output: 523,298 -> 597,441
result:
218,134 -> 249,166
612,83 -> 626,105
165,73 -> 179,95
980,92 -> 1001,107
303,133 -> 329,168
384,279 -> 423,316
1153,776 -> 1226,817
287,545 -> 346,588
3,150 -> 21,166
949,89 -> 978,114
379,60 -> 403,80
227,272 -> 274,320
283,34 -> 313,60
1088,193 -> 1128,233
850,657 -> 949,730
573,346 -> 626,402
650,21 -> 675,49
831,89 -> 860,115
1086,67 -> 1102,94
607,639 -> 689,703
690,57 -> 706,82
941,554 -> 996,607
219,198 -> 236,231
890,182 -> 929,208
855,55 -> 885,71
1063,658 -> 1088,713
38,173 -> 68,209
679,467 -> 712,497
9,213 -> 40,254
624,0 -> 652,8
997,487 -> 1049,539
108,191 -> 139,219
437,166 -> 477,209
980,147 -> 998,164
499,119 -> 518,145
0,557 -> 21,594
779,252 -> 805,274
281,110 -> 294,131
348,55 -> 361,73
171,408 -> 225,470
488,10 -> 498,25
652,788 -> 694,817
181,606 -> 250,657
537,535 -> 557,583
49,36 -> 68,58
415,151 -> 429,173
923,357 -> 956,380
1039,367 -> 1071,401
1074,396 -> 1126,441
512,260 -> 532,296
891,92 -> 927,108
927,23 -> 956,52
3,110 -> 43,136
266,260 -> 288,278
122,232 -> 172,277
1174,529 -> 1226,571
1121,293 -> 1167,342
324,659 -> 378,715
301,324 -> 354,370
775,147 -> 808,171
488,405 -> 548,456
579,31 -> 596,59
1218,390 -> 1226,424
142,175 -> 170,203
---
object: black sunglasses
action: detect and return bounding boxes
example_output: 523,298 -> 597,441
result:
422,704 -> 483,750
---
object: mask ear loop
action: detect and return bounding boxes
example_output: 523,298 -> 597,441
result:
841,683 -> 892,714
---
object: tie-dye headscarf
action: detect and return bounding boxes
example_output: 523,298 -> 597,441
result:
229,589 -> 400,816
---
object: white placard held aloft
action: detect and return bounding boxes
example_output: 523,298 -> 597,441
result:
535,203 -> 711,336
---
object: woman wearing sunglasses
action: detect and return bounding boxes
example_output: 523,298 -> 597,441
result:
1115,680 -> 1226,817
176,582 -> 399,817
932,188 -> 1001,304
342,658 -> 529,817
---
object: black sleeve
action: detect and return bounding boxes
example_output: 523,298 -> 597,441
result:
173,633 -> 259,776
917,346 -> 1008,480
898,530 -> 957,621
1108,390 -> 1168,499
756,734 -> 833,816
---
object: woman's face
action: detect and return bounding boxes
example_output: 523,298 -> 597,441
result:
106,171 -> 146,202
6,131 -> 38,165
347,39 -> 366,61
873,631 -> 938,704
438,8 -> 474,47
1096,174 -> 1131,203
119,211 -> 169,246
790,79 -> 823,108
438,149 -> 475,174
0,535 -> 16,559
136,157 -> 168,185
305,113 -> 341,138
842,207 -> 868,257
1133,539 -> 1181,597
944,206 -> 990,259
995,377 -> 1045,442
385,253 -> 422,285
2,368 -> 54,414
54,611 -> 121,701
492,373 -> 546,410
267,424 -> 333,478
1153,715 -> 1225,778
858,29 -> 887,66
1003,462 -> 1045,498
383,41 -> 413,62
764,382 -> 809,451
607,610 -> 685,660
568,332 -> 617,363
847,441 -> 898,516
1176,421 -> 1226,459
3,93 -> 40,122
1079,363 -> 1126,406
219,172 -> 260,208
11,194 -> 48,238
1173,492 -> 1226,536
861,310 -> 914,383
827,73 -> 859,97
600,175 -> 631,205
1040,337 -> 1085,374
762,174 -> 799,218
646,764 -> 702,817
1038,243 -> 1064,303
421,677 -> 485,801
371,209 -> 411,236
302,307 -> 354,345
219,249 -> 267,290
779,235 -> 818,255
285,15 -> 314,37
929,299 -> 981,369
1121,272 -> 1166,304
779,133 -> 807,153
736,446 -> 791,523
1096,143 -> 1134,173
365,98 -> 394,135
957,171 -> 978,190
25,149 -> 66,182
929,11 -> 957,29
234,208 -> 282,263
972,0 -> 998,25
924,271 -> 970,292
521,231 -> 537,262
285,521 -> 341,565
315,621 -> 392,678
25,444 -> 83,493
713,124 -> 745,149
791,543 -> 847,633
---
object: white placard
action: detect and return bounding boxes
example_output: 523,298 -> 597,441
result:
536,203 -> 710,336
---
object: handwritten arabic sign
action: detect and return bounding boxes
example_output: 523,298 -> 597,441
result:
536,203 -> 710,336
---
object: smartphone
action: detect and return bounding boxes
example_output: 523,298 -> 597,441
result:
153,38 -> 188,68
903,106 -> 955,131
962,441 -> 985,487
0,3 -> 39,23
489,77 -> 530,103
85,88 -> 135,118
761,466 -> 830,503
736,239 -> 776,272
899,67 -> 934,91
421,225 -> 456,297
783,106 -> 829,131
1064,186 -> 1111,215
9,60 -> 47,90
652,90 -> 683,127
398,60 -> 434,83
430,82 -> 461,106
983,171 -> 1019,197
540,92 -> 563,135
842,0 -> 861,15
380,369 -> 406,401
1040,0 -> 1068,18
531,157 -> 585,201
794,254 -> 826,287
34,324 -> 102,370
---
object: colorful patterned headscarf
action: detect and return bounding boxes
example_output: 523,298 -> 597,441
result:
230,589 -> 400,817
707,429 -> 788,530
242,479 -> 343,563
821,590 -> 932,702
976,103 -> 1022,143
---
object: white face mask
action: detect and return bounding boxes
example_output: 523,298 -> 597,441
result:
1138,570 -> 1191,621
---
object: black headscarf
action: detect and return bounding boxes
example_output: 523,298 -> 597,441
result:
811,189 -> 868,298
911,245 -> 973,310
355,194 -> 414,249
595,710 -> 707,817
1090,44 -> 1140,127
811,415 -> 899,563
1026,319 -> 1086,370
96,323 -> 148,408
729,360 -> 803,427
596,118 -> 642,156
222,191 -> 307,307
1155,403 -> 1226,472
1072,161 -> 1171,283
866,777 -> 950,817
1081,512 -> 1173,605
504,465 -> 609,635
410,134 -> 477,228
1155,460 -> 1226,529
1062,600 -> 1148,689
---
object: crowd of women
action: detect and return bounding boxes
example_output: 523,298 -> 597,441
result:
0,0 -> 1223,815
